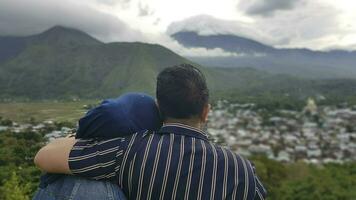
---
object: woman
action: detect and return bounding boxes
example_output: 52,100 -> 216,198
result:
33,93 -> 162,200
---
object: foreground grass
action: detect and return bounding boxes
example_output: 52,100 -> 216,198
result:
0,101 -> 97,123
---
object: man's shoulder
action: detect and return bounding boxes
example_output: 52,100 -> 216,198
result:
201,142 -> 255,170
205,141 -> 245,158
137,131 -> 253,167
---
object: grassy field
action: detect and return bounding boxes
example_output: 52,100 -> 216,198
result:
0,100 -> 98,123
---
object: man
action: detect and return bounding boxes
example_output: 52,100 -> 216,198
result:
35,64 -> 267,199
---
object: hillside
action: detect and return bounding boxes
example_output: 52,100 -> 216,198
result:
1,26 -> 356,103
0,26 -> 190,99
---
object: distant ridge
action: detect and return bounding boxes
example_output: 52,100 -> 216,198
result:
171,31 -> 356,79
172,31 -> 275,54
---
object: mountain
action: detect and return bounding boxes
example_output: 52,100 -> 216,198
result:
0,36 -> 27,64
1,26 -> 356,104
0,26 -> 101,64
0,26 -> 191,99
171,31 -> 356,79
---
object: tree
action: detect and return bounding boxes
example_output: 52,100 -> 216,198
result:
0,171 -> 30,200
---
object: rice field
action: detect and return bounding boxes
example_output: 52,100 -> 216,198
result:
0,100 -> 97,123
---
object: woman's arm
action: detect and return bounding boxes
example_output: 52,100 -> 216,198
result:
34,136 -> 125,180
34,137 -> 76,174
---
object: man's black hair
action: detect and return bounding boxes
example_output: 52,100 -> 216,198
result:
156,63 -> 209,120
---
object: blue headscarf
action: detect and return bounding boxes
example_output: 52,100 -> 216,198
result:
76,92 -> 162,139
40,93 -> 162,188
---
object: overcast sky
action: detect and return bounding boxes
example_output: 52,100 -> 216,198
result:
1,0 -> 356,56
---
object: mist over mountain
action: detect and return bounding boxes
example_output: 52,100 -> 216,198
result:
1,26 -> 356,102
171,31 -> 356,79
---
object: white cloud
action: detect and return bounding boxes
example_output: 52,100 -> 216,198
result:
167,15 -> 279,45
0,0 -> 145,42
166,0 -> 356,51
0,0 -> 355,52
144,32 -> 245,57
177,47 -> 241,57
138,2 -> 154,17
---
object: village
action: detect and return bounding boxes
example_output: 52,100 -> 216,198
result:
207,99 -> 356,164
1,99 -> 356,164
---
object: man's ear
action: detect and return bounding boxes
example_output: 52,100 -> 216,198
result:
155,99 -> 159,109
201,103 -> 211,123
155,99 -> 164,119
155,99 -> 161,113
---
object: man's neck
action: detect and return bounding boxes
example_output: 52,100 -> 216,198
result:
164,118 -> 203,130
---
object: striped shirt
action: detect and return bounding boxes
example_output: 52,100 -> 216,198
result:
69,123 -> 267,200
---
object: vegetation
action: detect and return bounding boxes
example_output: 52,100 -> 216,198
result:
0,123 -> 355,199
0,172 -> 31,200
0,101 -> 94,123
251,156 -> 356,200
0,130 -> 45,199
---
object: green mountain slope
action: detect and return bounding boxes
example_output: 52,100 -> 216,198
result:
0,26 -> 190,99
1,26 -> 356,104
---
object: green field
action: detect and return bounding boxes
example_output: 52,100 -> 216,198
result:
0,101 -> 97,123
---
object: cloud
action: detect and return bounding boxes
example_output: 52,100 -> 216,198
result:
167,1 -> 347,51
153,18 -> 161,25
145,32 -> 246,57
167,15 -> 280,45
138,2 -> 154,17
95,0 -> 122,6
240,0 -> 302,17
94,0 -> 131,9
179,47 -> 241,57
0,0 -> 144,42
0,0 -> 252,56
1,0 -> 354,53
255,1 -> 340,49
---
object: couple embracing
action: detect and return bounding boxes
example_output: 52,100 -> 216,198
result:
33,64 -> 267,200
